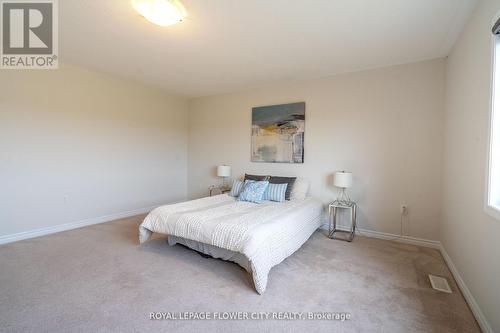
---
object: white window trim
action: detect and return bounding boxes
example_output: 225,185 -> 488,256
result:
485,11 -> 500,221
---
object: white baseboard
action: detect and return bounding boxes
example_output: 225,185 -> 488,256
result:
354,227 -> 442,248
0,206 -> 157,245
319,223 -> 441,248
439,245 -> 493,333
320,223 -> 492,332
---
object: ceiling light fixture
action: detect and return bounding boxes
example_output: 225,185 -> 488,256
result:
132,0 -> 187,27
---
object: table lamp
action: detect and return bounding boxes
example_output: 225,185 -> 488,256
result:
333,171 -> 353,205
217,165 -> 231,190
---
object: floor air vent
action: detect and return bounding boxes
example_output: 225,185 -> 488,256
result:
429,275 -> 452,293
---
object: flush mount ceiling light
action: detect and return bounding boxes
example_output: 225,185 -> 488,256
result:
132,0 -> 187,27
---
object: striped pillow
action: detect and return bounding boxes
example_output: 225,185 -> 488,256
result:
263,183 -> 288,202
269,176 -> 296,200
229,180 -> 245,197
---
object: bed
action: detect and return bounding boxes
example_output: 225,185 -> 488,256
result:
139,193 -> 324,294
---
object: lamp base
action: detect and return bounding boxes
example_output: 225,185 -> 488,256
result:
335,188 -> 352,206
220,177 -> 230,192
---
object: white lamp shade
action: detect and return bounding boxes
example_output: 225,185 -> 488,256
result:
217,165 -> 231,177
333,171 -> 352,188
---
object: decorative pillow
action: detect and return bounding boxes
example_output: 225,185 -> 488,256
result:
244,173 -> 270,181
237,180 -> 269,203
263,183 -> 288,202
269,176 -> 297,200
290,177 -> 309,200
229,180 -> 245,197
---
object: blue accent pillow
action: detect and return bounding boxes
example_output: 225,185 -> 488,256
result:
229,180 -> 245,197
263,183 -> 288,202
237,180 -> 269,203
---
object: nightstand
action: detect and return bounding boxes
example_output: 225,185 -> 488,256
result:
328,201 -> 357,242
208,186 -> 231,196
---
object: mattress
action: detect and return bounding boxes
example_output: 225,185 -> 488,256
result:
140,194 -> 324,293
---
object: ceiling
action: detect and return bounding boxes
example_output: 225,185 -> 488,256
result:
60,0 -> 478,97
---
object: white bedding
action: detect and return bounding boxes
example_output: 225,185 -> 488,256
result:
167,235 -> 251,272
139,194 -> 324,294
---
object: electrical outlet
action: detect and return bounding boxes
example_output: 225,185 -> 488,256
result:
400,205 -> 408,216
63,195 -> 69,204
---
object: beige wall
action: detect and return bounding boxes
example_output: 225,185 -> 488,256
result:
442,0 -> 500,331
188,59 -> 445,240
0,64 -> 188,237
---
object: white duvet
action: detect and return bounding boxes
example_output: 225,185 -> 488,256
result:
139,194 -> 324,294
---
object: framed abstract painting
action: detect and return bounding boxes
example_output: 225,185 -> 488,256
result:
251,102 -> 305,163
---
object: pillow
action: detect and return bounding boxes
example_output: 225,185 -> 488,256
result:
229,179 -> 245,197
237,180 -> 269,204
269,176 -> 296,200
263,183 -> 288,202
244,173 -> 270,181
290,177 -> 309,200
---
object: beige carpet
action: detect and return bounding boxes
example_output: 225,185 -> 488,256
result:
0,215 -> 480,332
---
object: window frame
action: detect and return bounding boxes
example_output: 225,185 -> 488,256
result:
485,12 -> 500,220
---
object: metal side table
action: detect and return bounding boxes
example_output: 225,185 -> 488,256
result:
208,186 -> 231,196
328,200 -> 357,242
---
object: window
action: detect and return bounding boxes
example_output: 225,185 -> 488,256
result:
487,21 -> 500,216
